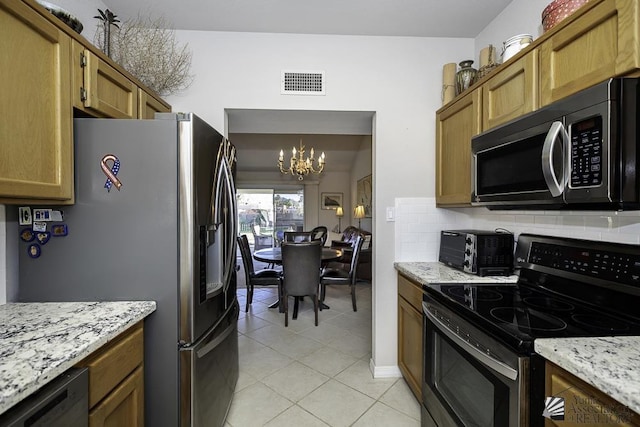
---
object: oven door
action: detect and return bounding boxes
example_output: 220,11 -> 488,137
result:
422,301 -> 528,427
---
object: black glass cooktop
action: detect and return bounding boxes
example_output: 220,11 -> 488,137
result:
423,281 -> 640,353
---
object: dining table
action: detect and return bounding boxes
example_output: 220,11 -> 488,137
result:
253,246 -> 343,310
253,247 -> 343,265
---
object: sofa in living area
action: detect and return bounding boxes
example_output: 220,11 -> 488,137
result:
329,225 -> 372,281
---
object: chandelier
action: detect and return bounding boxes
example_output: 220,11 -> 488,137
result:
278,139 -> 325,180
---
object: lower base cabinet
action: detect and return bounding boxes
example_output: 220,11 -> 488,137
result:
397,274 -> 424,400
76,322 -> 144,426
545,361 -> 640,427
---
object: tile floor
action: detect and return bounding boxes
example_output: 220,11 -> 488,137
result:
227,260 -> 421,427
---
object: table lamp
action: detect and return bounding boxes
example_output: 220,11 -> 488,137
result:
354,205 -> 365,228
335,206 -> 344,232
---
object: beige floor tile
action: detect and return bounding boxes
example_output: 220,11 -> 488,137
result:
378,379 -> 422,421
298,346 -> 359,377
234,369 -> 258,392
227,382 -> 292,427
297,321 -> 351,344
238,314 -> 272,334
334,359 -> 396,399
245,323 -> 298,347
264,405 -> 330,427
326,331 -> 371,359
238,334 -> 267,353
262,361 -> 329,402
269,334 -> 325,360
352,401 -> 421,427
239,345 -> 293,380
298,379 -> 375,427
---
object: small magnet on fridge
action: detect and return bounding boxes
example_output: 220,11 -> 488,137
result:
18,207 -> 32,226
51,224 -> 68,237
27,243 -> 41,259
20,228 -> 35,242
36,232 -> 51,245
32,221 -> 47,232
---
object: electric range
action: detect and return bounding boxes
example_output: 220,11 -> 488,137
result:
421,233 -> 640,427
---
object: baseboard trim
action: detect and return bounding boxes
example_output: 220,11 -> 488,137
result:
369,358 -> 402,378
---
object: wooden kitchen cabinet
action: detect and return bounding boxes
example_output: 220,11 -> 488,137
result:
539,0 -> 640,107
76,322 -> 145,427
0,0 -> 73,203
545,361 -> 640,426
482,49 -> 538,130
73,41 -> 138,119
397,274 -> 424,400
436,88 -> 481,206
1,0 -> 171,204
138,89 -> 171,119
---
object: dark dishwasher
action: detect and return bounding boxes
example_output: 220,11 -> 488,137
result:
0,367 -> 88,427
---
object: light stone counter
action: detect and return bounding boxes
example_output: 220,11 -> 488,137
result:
0,301 -> 156,415
394,261 -> 519,285
535,337 -> 640,414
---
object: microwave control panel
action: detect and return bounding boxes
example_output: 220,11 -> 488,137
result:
570,116 -> 603,188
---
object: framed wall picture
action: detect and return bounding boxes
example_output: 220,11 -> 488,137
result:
321,192 -> 343,210
356,174 -> 372,217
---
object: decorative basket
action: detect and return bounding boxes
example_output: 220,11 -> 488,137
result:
542,0 -> 590,32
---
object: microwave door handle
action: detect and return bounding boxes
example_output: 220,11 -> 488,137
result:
542,121 -> 568,197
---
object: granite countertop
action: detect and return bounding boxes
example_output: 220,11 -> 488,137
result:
535,337 -> 640,415
0,301 -> 156,415
394,261 -> 519,285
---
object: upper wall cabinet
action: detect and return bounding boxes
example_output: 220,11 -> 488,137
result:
436,89 -> 481,206
539,0 -> 640,106
482,49 -> 538,130
73,41 -> 138,119
1,0 -> 171,204
139,89 -> 171,120
436,0 -> 640,207
0,0 -> 74,202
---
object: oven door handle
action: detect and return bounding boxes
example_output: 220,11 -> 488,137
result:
426,308 -> 518,381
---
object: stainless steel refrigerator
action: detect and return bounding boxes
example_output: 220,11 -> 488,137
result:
13,113 -> 239,426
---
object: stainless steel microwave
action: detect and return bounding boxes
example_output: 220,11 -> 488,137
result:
472,78 -> 640,210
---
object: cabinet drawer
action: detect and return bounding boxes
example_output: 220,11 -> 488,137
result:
77,322 -> 143,408
398,274 -> 423,312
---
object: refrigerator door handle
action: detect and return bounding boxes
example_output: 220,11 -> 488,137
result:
195,312 -> 236,358
209,139 -> 237,308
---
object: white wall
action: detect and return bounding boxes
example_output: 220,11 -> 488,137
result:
474,0 -> 549,63
164,30 -> 474,374
395,198 -> 640,262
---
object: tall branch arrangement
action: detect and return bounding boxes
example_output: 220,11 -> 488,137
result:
95,13 -> 194,96
94,9 -> 120,57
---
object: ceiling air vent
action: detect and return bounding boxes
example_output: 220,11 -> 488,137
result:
281,70 -> 325,95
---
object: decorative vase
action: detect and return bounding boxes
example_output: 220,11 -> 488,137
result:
455,60 -> 478,95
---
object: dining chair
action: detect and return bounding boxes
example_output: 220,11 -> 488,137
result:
281,240 -> 322,326
310,226 -> 328,246
283,231 -> 312,243
320,234 -> 364,312
237,235 -> 282,312
252,224 -> 274,250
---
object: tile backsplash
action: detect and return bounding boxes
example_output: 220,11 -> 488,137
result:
395,197 -> 640,262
